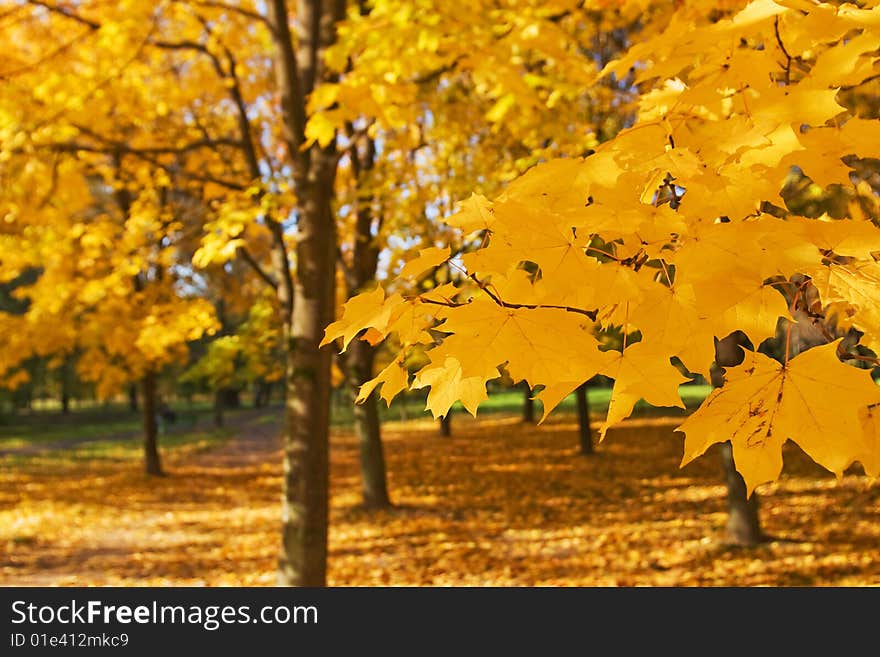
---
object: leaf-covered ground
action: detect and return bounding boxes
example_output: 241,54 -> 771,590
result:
2,410 -> 879,586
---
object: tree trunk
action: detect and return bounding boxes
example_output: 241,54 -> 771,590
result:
398,394 -> 409,422
720,441 -> 763,545
713,333 -> 763,546
219,387 -> 241,408
522,382 -> 535,424
575,382 -> 593,455
439,411 -> 452,437
339,94 -> 391,509
347,340 -> 391,508
59,355 -> 73,414
128,383 -> 138,412
213,390 -> 224,428
254,380 -> 267,408
266,0 -> 344,587
60,380 -> 70,415
141,371 -> 163,476
277,192 -> 335,585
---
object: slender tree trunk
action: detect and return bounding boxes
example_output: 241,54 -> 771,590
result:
575,383 -> 593,455
339,100 -> 392,509
347,340 -> 391,508
720,441 -> 763,545
60,359 -> 70,415
128,383 -> 138,413
219,388 -> 241,408
522,382 -> 535,424
398,394 -> 409,422
213,390 -> 224,428
713,333 -> 763,546
141,371 -> 163,476
254,380 -> 267,408
439,411 -> 452,437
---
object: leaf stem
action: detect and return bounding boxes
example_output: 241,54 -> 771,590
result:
784,289 -> 802,367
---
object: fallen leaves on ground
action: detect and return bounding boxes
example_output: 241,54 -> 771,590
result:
1,411 -> 879,586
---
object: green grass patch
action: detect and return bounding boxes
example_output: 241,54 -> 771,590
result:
330,383 -> 713,426
0,426 -> 231,468
0,418 -> 143,448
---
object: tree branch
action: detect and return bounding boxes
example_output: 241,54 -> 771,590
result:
419,273 -> 600,320
238,245 -> 278,290
26,0 -> 100,30
774,17 -> 792,85
267,0 -> 308,164
183,0 -> 275,33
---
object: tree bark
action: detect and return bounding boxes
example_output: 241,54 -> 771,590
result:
213,390 -> 224,428
575,383 -> 593,455
713,333 -> 763,546
128,383 -> 138,413
60,359 -> 71,415
254,380 -> 269,408
346,339 -> 391,508
141,371 -> 163,476
522,382 -> 535,424
439,411 -> 452,437
278,190 -> 335,585
720,441 -> 763,545
339,102 -> 392,509
266,0 -> 344,586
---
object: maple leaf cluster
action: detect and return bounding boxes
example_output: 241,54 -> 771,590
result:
324,0 -> 880,493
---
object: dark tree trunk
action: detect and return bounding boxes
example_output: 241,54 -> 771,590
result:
347,340 -> 391,508
720,441 -> 763,545
214,388 -> 240,427
141,371 -> 163,476
439,411 -> 452,437
59,355 -> 72,414
522,382 -> 535,424
713,333 -> 763,546
213,390 -> 224,428
338,117 -> 392,509
254,380 -> 268,408
575,383 -> 593,455
219,388 -> 241,408
128,383 -> 138,412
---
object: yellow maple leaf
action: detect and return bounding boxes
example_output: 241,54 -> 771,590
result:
598,341 -> 690,439
444,193 -> 494,234
857,404 -> 880,478
677,341 -> 880,495
412,356 -> 490,419
398,246 -> 450,281
321,285 -> 403,351
357,357 -> 409,406
430,297 -> 606,387
807,260 -> 880,353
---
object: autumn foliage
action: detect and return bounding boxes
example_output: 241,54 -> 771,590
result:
1,0 -> 880,587
325,0 -> 880,494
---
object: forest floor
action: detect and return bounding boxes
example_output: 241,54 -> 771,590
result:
1,408 -> 879,586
